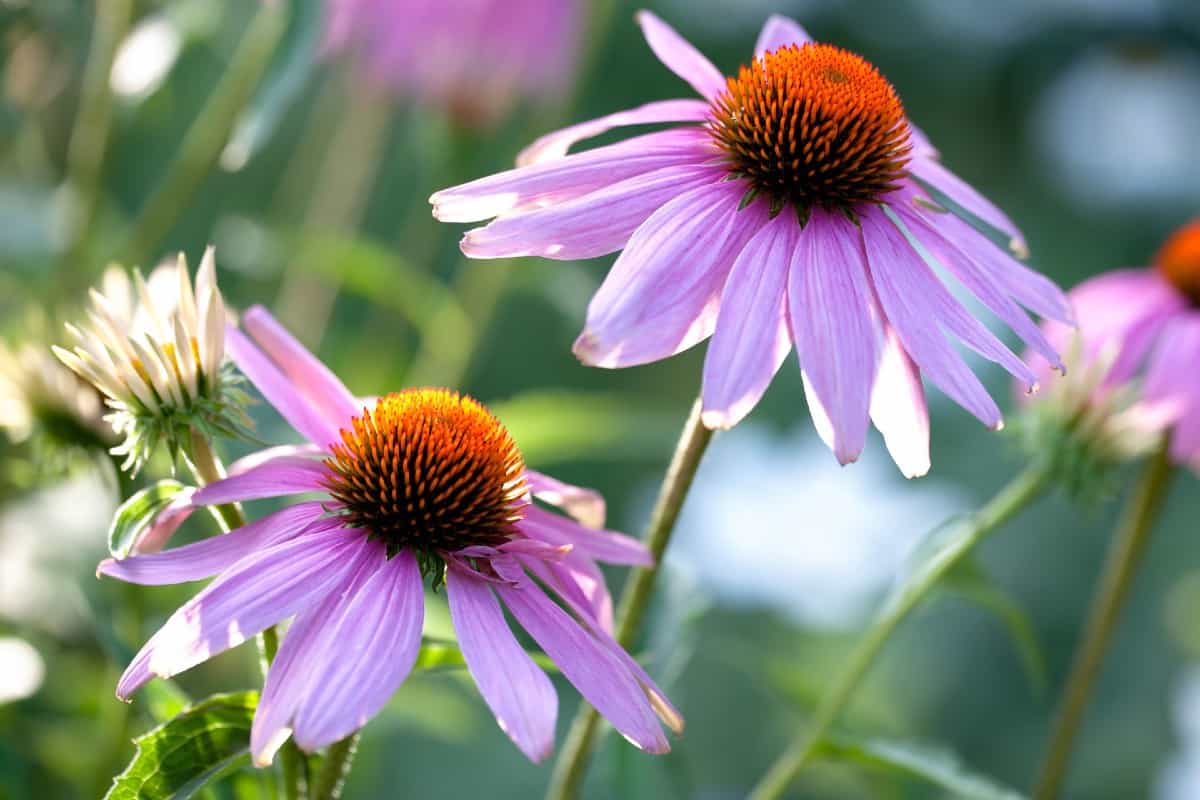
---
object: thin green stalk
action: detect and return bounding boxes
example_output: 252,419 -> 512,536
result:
60,0 -> 132,276
312,733 -> 359,800
1033,443 -> 1175,800
120,2 -> 286,267
747,461 -> 1054,800
545,397 -> 714,800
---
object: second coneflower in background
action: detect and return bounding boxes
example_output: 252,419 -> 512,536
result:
432,11 -> 1073,477
53,247 -> 249,473
321,0 -> 580,126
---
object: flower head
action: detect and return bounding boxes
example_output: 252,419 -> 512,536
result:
1024,220 -> 1200,474
53,247 -> 248,473
322,0 -> 580,126
432,12 -> 1073,477
100,306 -> 680,764
0,337 -> 108,449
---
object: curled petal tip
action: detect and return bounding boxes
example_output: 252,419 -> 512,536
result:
1009,238 -> 1030,260
698,409 -> 735,431
992,418 -> 1006,432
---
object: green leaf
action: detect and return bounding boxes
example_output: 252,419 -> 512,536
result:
108,480 -> 188,559
415,638 -> 557,674
820,735 -> 1027,800
943,559 -> 1048,694
105,691 -> 258,800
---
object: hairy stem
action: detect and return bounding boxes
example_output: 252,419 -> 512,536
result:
312,733 -> 359,800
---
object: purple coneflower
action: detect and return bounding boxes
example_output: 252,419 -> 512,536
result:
432,12 -> 1073,477
1031,220 -> 1200,469
322,0 -> 580,125
100,306 -> 681,764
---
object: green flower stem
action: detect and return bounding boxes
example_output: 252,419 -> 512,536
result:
1033,443 -> 1175,800
60,0 -> 132,277
184,430 -> 301,800
545,397 -> 714,800
120,2 -> 286,267
312,733 -> 359,800
747,461 -> 1054,800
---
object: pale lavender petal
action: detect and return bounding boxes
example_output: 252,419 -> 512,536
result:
99,502 -> 328,586
1140,315 -> 1200,465
516,99 -> 711,165
227,327 -> 340,448
292,551 -> 424,751
520,551 -> 614,634
461,164 -> 724,260
576,182 -> 768,368
754,14 -> 812,57
519,505 -> 651,567
701,213 -> 795,429
635,11 -> 726,101
860,208 -> 1002,428
431,128 -> 713,223
117,528 -> 367,699
191,457 -> 328,506
910,157 -> 1028,257
241,306 -> 361,430
130,488 -> 197,554
228,444 -> 324,475
908,122 -> 938,160
869,328 -> 931,478
497,578 -> 670,753
446,567 -> 557,762
525,469 -> 605,528
788,209 -> 883,463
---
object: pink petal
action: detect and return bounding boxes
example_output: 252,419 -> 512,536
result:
910,157 -> 1028,258
191,456 -> 328,506
519,505 -> 651,567
516,99 -> 711,165
701,213 -> 795,429
292,551 -> 424,751
788,209 -> 883,463
525,469 -> 605,528
497,578 -> 670,754
99,502 -> 329,586
117,528 -> 368,699
446,567 -> 557,762
1140,316 -> 1200,457
228,443 -> 324,475
576,182 -> 768,368
430,128 -> 713,223
461,164 -> 724,260
869,328 -> 931,478
241,306 -> 361,431
754,14 -> 812,57
227,327 -> 340,449
635,11 -> 727,101
130,488 -> 197,554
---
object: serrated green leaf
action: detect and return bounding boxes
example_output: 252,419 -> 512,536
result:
105,691 -> 258,800
108,480 -> 188,559
943,559 -> 1048,694
820,735 -> 1027,800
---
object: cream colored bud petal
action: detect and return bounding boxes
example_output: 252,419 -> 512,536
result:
175,253 -> 199,338
195,245 -> 217,303
128,337 -> 179,408
53,346 -> 125,403
134,269 -> 172,345
199,286 -> 226,381
172,315 -> 199,399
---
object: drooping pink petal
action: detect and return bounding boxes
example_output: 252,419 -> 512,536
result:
516,99 -> 712,165
635,11 -> 726,101
99,502 -> 329,586
117,528 -> 368,699
1063,269 -> 1185,370
859,208 -> 1003,428
430,128 -> 713,223
497,578 -> 670,754
228,444 -> 324,475
788,209 -> 883,463
525,469 -> 605,528
446,567 -> 557,762
292,550 -> 424,751
907,122 -> 938,160
909,157 -> 1028,258
461,164 -> 724,260
701,213 -> 796,429
241,306 -> 361,429
227,327 -> 340,448
869,328 -> 931,478
191,456 -> 329,506
519,505 -> 651,567
1139,315 -> 1200,464
754,14 -> 812,57
576,182 -> 768,368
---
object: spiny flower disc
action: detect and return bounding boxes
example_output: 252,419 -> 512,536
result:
710,43 -> 912,216
324,388 -> 526,557
1156,219 -> 1200,306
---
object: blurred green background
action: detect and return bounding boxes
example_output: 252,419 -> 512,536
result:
3,1 -> 1200,798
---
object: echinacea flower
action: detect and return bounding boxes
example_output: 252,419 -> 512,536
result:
322,0 -> 580,126
1027,220 -> 1200,471
100,305 -> 681,764
432,12 -> 1073,477
53,248 -> 248,473
0,337 -> 108,448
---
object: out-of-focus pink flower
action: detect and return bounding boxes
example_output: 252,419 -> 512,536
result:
100,306 -> 680,765
432,12 -> 1072,478
323,0 -> 580,125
